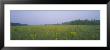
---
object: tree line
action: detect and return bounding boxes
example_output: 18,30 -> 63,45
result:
11,23 -> 28,26
62,19 -> 100,25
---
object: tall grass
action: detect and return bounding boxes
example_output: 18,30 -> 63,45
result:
11,25 -> 100,40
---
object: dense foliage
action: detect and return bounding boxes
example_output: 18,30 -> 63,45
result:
62,19 -> 100,25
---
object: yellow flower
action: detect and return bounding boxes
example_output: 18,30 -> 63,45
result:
70,32 -> 77,36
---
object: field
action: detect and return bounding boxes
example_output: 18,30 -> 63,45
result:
11,25 -> 100,40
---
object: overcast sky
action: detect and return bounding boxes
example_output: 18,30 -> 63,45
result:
11,10 -> 100,25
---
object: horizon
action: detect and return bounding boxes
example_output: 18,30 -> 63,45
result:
11,19 -> 100,25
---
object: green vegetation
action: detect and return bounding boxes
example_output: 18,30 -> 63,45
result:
11,25 -> 100,40
62,19 -> 100,25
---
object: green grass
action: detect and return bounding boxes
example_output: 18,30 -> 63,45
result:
11,25 -> 100,40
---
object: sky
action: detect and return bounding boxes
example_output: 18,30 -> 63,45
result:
11,10 -> 100,25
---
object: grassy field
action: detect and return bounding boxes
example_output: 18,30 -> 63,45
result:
11,25 -> 100,40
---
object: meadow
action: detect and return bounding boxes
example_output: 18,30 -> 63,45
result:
11,25 -> 100,40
